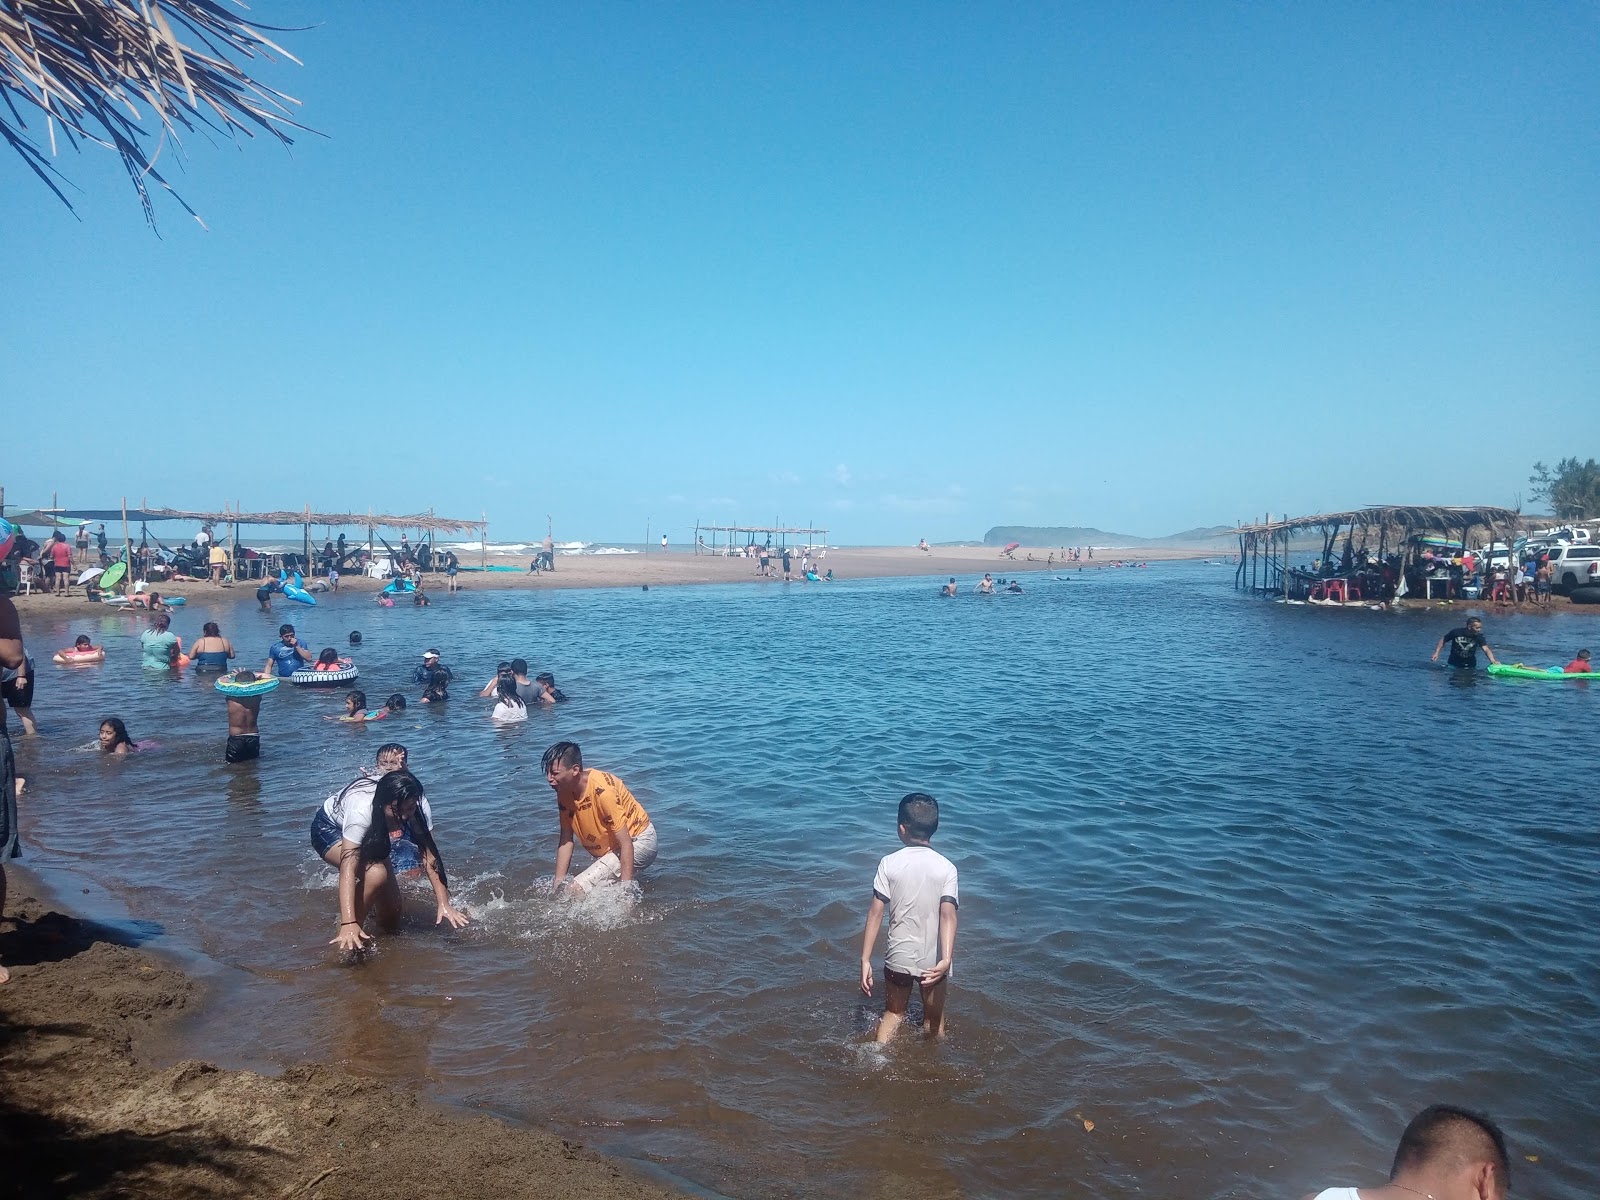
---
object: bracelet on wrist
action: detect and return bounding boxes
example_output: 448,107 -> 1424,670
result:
340,920 -> 359,927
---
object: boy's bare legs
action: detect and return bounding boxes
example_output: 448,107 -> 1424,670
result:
920,977 -> 949,1037
875,972 -> 913,1043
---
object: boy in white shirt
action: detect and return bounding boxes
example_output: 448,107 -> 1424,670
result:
859,792 -> 959,1043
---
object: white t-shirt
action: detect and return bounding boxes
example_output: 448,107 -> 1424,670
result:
321,776 -> 433,845
491,700 -> 527,723
872,844 -> 959,975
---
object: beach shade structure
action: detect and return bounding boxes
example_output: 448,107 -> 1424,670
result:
76,567 -> 104,585
1002,541 -> 1021,557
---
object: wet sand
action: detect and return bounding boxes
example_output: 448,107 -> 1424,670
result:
0,869 -> 684,1200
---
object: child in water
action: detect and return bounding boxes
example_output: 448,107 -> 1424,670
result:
859,793 -> 959,1044
98,718 -> 137,755
1564,648 -> 1592,673
314,648 -> 343,671
327,690 -> 377,723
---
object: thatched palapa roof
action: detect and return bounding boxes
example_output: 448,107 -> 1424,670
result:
1,0 -> 308,227
1235,505 -> 1521,539
51,507 -> 486,536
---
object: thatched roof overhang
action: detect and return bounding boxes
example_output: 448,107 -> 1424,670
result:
1235,506 -> 1521,539
48,508 -> 485,535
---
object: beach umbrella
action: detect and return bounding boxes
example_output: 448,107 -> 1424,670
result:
1002,541 -> 1021,555
76,567 -> 104,584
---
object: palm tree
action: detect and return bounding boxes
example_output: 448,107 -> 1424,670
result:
1,0 -> 307,228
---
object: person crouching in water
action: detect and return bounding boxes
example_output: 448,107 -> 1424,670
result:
313,762 -> 468,958
542,741 -> 657,900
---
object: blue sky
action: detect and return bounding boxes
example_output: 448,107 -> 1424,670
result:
5,3 -> 1595,543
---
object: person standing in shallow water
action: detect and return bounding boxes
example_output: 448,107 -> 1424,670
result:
224,671 -> 264,763
0,594 -> 26,985
859,792 -> 959,1043
1430,616 -> 1499,670
542,741 -> 657,899
1302,1103 -> 1511,1200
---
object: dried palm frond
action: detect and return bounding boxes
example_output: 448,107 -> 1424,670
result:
1,0 -> 309,228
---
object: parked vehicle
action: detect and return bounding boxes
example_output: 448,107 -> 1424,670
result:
1544,544 -> 1600,591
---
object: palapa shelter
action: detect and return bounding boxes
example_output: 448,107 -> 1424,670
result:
692,523 -> 829,555
1233,505 -> 1522,600
3,496 -> 488,575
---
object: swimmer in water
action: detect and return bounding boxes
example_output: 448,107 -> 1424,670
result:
534,672 -> 568,704
54,634 -> 105,663
940,577 -> 958,597
349,631 -> 363,646
976,573 -> 995,595
312,765 -> 468,958
383,692 -> 407,716
490,670 -> 527,723
326,689 -> 373,723
313,647 -> 342,671
98,717 -> 137,755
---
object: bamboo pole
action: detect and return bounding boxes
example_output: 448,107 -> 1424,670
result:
120,497 -> 132,592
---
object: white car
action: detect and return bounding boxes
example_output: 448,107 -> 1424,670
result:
1544,544 -> 1600,591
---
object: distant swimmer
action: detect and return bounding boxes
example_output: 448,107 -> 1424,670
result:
256,577 -> 281,611
940,577 -> 957,597
414,648 -> 452,703
1302,1103 -> 1511,1200
976,573 -> 995,595
1005,581 -> 1023,593
327,689 -> 374,723
534,672 -> 568,703
1430,617 -> 1498,670
1564,648 -> 1592,673
541,741 -> 657,900
859,792 -> 958,1043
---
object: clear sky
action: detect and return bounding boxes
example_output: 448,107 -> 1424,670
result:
5,3 -> 1595,543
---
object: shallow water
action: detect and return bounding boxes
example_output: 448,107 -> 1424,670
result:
13,567 -> 1599,1198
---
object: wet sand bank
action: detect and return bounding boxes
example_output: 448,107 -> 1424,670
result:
0,868 -> 686,1200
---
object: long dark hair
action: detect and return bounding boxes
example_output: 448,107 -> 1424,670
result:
355,770 -> 448,886
495,670 -> 525,709
100,717 -> 136,751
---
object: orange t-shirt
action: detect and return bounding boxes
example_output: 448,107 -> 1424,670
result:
563,770 -> 650,858
50,541 -> 72,568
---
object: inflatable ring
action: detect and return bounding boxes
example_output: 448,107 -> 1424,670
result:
280,570 -> 317,606
165,595 -> 187,607
215,673 -> 280,698
289,660 -> 359,687
53,648 -> 106,665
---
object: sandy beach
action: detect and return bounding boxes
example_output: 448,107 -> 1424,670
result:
0,868 -> 684,1200
9,542 -> 1592,617
5,543 -> 1209,617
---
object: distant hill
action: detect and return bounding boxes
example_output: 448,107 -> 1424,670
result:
983,524 -> 1239,549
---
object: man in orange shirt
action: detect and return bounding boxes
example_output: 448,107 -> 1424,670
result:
542,741 -> 658,898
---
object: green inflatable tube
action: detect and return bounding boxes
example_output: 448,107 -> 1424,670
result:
1486,664 -> 1592,681
215,674 -> 280,697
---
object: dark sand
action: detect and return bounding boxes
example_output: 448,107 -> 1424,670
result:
0,871 -> 684,1200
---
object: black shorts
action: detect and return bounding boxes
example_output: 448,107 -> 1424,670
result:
225,734 -> 260,763
2,668 -> 35,710
884,966 -> 919,989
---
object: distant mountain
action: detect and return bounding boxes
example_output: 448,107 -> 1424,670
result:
982,524 -> 1239,549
